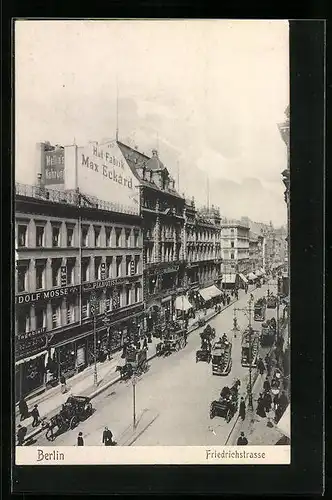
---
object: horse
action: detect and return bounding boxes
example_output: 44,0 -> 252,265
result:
115,364 -> 132,380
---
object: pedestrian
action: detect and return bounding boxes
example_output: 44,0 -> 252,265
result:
142,337 -> 148,350
60,374 -> 67,394
17,424 -> 27,446
263,377 -> 271,392
239,397 -> 246,421
236,432 -> 248,445
256,394 -> 266,418
31,404 -> 40,427
227,296 -> 230,305
19,397 -> 29,421
263,391 -> 272,413
273,393 -> 279,412
265,355 -> 272,377
77,431 -> 84,446
102,426 -> 114,446
257,357 -> 265,376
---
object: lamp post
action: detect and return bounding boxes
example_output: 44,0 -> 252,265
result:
132,374 -> 137,429
90,291 -> 98,387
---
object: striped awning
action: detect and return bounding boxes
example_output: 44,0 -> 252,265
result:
238,273 -> 248,283
15,350 -> 47,366
221,274 -> 237,284
175,295 -> 193,311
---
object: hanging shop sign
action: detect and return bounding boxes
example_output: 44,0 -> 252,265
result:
16,327 -> 47,358
16,285 -> 80,305
60,266 -> 67,287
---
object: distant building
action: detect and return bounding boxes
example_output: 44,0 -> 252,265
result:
220,218 -> 250,288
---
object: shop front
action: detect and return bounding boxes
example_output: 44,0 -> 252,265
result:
15,327 -> 48,402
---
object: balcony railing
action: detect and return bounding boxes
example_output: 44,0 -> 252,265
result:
15,182 -> 139,216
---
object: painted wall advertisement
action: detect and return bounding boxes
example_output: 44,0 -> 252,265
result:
76,141 -> 140,214
43,148 -> 65,185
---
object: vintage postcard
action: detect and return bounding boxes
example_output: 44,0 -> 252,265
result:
14,19 -> 290,466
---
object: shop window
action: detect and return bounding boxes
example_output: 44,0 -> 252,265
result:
134,283 -> 140,303
52,225 -> 61,247
35,261 -> 45,290
105,227 -> 112,247
52,259 -> 61,287
18,224 -> 27,247
134,255 -> 140,274
34,305 -> 45,329
116,256 -> 122,277
94,226 -> 101,247
17,309 -> 30,333
17,264 -> 28,293
66,225 -> 74,247
106,256 -> 113,278
125,229 -> 131,248
81,259 -> 90,282
105,293 -> 112,311
115,228 -> 122,247
231,253 -> 234,260
82,298 -> 89,318
231,241 -> 234,248
125,286 -> 131,305
81,226 -> 89,247
36,225 -> 45,247
52,304 -> 61,329
134,230 -> 139,247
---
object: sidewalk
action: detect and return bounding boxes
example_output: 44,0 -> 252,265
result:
19,284 -> 256,444
227,326 -> 290,446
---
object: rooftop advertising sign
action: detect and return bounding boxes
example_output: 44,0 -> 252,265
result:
76,141 -> 139,213
43,149 -> 65,185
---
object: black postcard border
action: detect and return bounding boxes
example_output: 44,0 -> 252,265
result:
1,17 -> 325,497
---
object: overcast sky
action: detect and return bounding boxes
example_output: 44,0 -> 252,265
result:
15,19 -> 289,226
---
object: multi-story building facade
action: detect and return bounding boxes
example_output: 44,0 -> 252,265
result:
183,201 -> 222,305
248,231 -> 264,272
220,219 -> 250,288
15,182 -> 143,401
116,144 -> 186,326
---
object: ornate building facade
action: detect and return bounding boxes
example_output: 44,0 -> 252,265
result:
220,219 -> 250,288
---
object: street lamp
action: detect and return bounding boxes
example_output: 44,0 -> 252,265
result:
132,374 -> 137,429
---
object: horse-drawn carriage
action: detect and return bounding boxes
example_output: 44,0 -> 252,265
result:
209,379 -> 240,421
156,322 -> 187,356
260,318 -> 277,347
241,328 -> 260,367
254,297 -> 266,321
200,324 -> 216,343
211,335 -> 232,375
267,294 -> 278,309
43,395 -> 93,441
116,345 -> 148,380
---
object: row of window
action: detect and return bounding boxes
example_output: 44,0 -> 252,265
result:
17,255 -> 141,293
17,221 -> 140,249
186,229 -> 219,242
17,285 -> 142,334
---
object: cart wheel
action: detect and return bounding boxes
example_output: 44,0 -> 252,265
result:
175,341 -> 180,352
45,428 -> 54,442
70,416 -> 79,429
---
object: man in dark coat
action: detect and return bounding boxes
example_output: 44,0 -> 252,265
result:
236,432 -> 248,445
31,404 -> 40,427
239,397 -> 246,421
263,378 -> 271,392
256,394 -> 266,418
263,391 -> 272,413
17,424 -> 27,445
19,398 -> 29,420
77,432 -> 84,446
102,426 -> 114,446
257,358 -> 265,376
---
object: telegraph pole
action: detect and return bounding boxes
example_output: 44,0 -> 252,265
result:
90,291 -> 98,386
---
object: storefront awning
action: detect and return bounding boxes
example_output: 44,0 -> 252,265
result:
247,272 -> 257,280
175,296 -> 193,311
238,273 -> 248,283
199,285 -> 222,301
15,350 -> 47,366
221,274 -> 237,284
275,404 -> 290,439
255,270 -> 262,277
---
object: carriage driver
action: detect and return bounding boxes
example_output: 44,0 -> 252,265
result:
222,333 -> 228,343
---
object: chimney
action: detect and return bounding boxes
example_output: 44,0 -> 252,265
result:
152,149 -> 158,157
